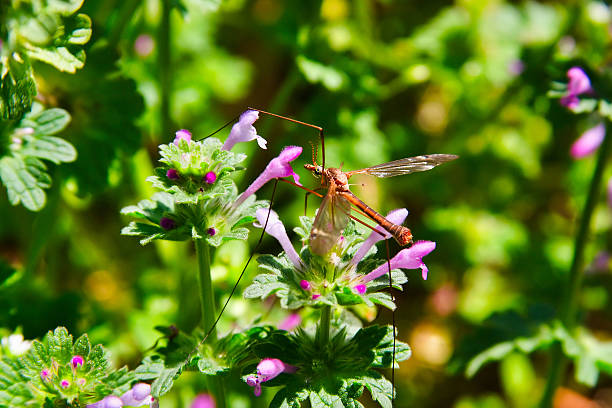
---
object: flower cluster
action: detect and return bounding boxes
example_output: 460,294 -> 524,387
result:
245,208 -> 435,309
121,111 -> 302,247
87,383 -> 156,408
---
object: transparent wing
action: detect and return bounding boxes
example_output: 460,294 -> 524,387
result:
346,154 -> 458,178
309,186 -> 350,256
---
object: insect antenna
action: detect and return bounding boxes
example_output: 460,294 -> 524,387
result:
185,179 -> 280,363
310,141 -> 319,166
247,107 -> 326,171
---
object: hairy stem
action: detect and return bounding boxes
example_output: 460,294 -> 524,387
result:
539,121 -> 612,407
318,306 -> 332,348
194,238 -> 226,408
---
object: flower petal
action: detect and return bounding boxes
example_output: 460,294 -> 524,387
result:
173,129 -> 192,145
222,110 -> 266,151
190,394 -> 216,408
570,123 -> 605,159
567,67 -> 592,96
361,240 -> 436,283
254,208 -> 303,269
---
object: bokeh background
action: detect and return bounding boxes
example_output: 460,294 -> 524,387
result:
2,0 -> 612,406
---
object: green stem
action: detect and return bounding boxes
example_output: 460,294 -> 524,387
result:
194,238 -> 226,408
539,121 -> 612,407
158,0 -> 172,140
317,306 -> 332,347
107,0 -> 141,49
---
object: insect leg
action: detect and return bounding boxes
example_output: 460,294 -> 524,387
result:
185,178 -> 280,363
385,238 -> 396,403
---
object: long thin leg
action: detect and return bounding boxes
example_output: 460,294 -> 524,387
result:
185,179 -> 280,363
195,114 -> 241,141
247,107 -> 326,170
385,239 -> 396,403
304,187 -> 325,216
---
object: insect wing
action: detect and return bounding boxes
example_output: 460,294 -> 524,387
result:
347,154 -> 458,178
309,190 -> 350,256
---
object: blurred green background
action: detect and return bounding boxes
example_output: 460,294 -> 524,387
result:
2,0 -> 612,406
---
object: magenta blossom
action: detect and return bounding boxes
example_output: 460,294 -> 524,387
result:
570,123 -> 605,159
134,34 -> 154,57
207,227 -> 216,236
174,129 -> 192,145
354,284 -> 367,294
222,110 -> 267,151
160,217 -> 176,230
245,358 -> 296,397
358,241 -> 436,286
71,355 -> 84,369
166,169 -> 179,180
204,171 -> 217,184
254,208 -> 303,269
350,208 -> 408,266
61,380 -> 70,388
234,146 -> 302,207
278,313 -> 301,331
41,369 -> 51,381
560,67 -> 592,109
191,393 -> 215,408
299,280 -> 311,290
121,382 -> 155,407
87,395 -> 123,408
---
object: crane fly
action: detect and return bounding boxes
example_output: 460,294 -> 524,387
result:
305,154 -> 458,255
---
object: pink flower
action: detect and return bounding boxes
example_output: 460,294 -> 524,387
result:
173,129 -> 192,145
299,280 -> 311,290
87,395 -> 123,408
61,380 -> 70,388
570,123 -> 605,159
234,146 -> 302,207
207,227 -> 216,236
354,284 -> 367,294
71,355 -> 84,369
359,240 -> 436,285
245,358 -> 296,397
560,67 -> 592,109
160,217 -> 176,230
134,34 -> 154,57
222,110 -> 267,151
204,171 -> 217,184
278,313 -> 301,331
312,294 -> 321,300
191,393 -> 215,408
166,169 -> 179,180
121,383 -> 155,407
254,208 -> 303,269
41,369 -> 51,381
350,208 -> 408,265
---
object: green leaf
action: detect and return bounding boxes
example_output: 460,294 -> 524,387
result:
25,45 -> 86,73
309,388 -> 344,408
23,108 -> 71,135
296,55 -> 347,91
151,366 -> 181,398
73,334 -> 91,359
20,136 -> 77,164
0,55 -> 37,120
0,156 -> 46,211
47,0 -> 85,15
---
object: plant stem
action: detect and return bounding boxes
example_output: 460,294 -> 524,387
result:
318,306 -> 332,347
539,121 -> 612,407
194,238 -> 226,408
107,0 -> 141,49
158,0 -> 172,140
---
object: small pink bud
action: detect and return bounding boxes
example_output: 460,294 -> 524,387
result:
41,369 -> 51,381
207,227 -> 216,236
354,284 -> 367,294
71,355 -> 84,369
300,280 -> 311,290
312,294 -> 321,300
204,171 -> 217,184
134,34 -> 154,57
160,217 -> 176,230
166,169 -> 179,180
61,380 -> 70,389
174,129 -> 192,145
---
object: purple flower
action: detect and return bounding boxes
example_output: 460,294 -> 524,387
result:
354,284 -> 367,294
61,380 -> 70,388
570,123 -> 605,159
120,383 -> 155,407
359,241 -> 436,286
166,169 -> 179,180
71,355 -> 84,369
41,369 -> 51,381
222,110 -> 267,151
160,217 -> 176,230
207,227 -> 216,236
204,171 -> 217,184
234,146 -> 302,207
253,208 -> 303,269
278,313 -> 301,331
299,280 -> 311,290
560,67 -> 592,109
87,395 -> 123,408
173,129 -> 192,145
245,358 -> 296,397
134,34 -> 154,57
350,208 -> 408,266
191,394 -> 215,408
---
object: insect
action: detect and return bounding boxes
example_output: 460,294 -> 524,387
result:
305,154 -> 458,255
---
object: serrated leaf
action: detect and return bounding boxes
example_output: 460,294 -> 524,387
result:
151,366 -> 181,397
20,135 -> 76,164
47,0 -> 85,14
25,45 -> 86,73
24,108 -> 71,135
0,156 -> 47,211
64,14 -> 92,45
73,334 -> 91,359
309,389 -> 344,408
0,55 -> 37,120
